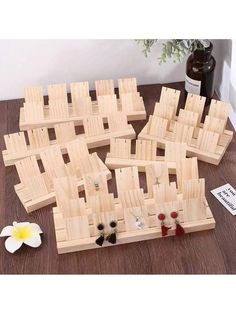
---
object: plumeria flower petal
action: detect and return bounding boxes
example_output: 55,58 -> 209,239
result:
0,221 -> 43,253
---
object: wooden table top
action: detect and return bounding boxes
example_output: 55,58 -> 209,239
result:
0,81 -> 235,274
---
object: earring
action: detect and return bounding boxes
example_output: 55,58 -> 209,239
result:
170,211 -> 185,236
158,213 -> 171,236
94,180 -> 100,190
106,220 -> 117,244
95,223 -> 105,246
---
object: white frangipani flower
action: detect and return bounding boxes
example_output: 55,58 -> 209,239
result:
0,221 -> 43,253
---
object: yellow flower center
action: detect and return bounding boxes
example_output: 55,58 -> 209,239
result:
12,226 -> 32,241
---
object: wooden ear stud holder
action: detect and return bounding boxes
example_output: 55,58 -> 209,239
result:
2,112 -> 135,166
19,78 -> 146,130
53,161 -> 215,254
105,138 -> 187,173
138,87 -> 233,165
14,138 -> 111,213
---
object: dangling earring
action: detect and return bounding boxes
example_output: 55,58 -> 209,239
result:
170,211 -> 185,236
106,220 -> 117,244
95,223 -> 105,246
158,213 -> 171,236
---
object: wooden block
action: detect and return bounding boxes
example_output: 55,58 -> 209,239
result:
146,163 -> 169,198
24,102 -> 44,122
70,82 -> 90,102
24,86 -> 44,103
97,94 -> 118,114
115,166 -> 140,194
182,198 -> 207,222
120,92 -> 143,112
66,216 -> 90,240
178,109 -> 199,127
72,97 -> 93,116
203,115 -> 226,134
95,79 -> 114,96
159,87 -> 180,115
110,138 -> 131,159
26,175 -> 49,199
135,139 -> 156,161
87,193 -> 115,214
15,156 -> 41,185
153,182 -> 178,204
118,77 -> 137,94
165,141 -> 187,162
182,178 -> 205,200
107,112 -> 129,132
176,157 -> 199,191
4,132 -> 27,154
27,127 -> 50,149
197,129 -> 219,153
119,188 -> 145,208
65,138 -> 89,171
48,83 -> 68,102
185,93 -> 205,123
173,122 -> 194,145
153,102 -> 175,120
83,115 -> 105,137
147,115 -> 168,138
208,99 -> 230,120
49,100 -> 69,119
54,122 -> 76,144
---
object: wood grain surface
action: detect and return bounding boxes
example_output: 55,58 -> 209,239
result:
0,82 -> 235,274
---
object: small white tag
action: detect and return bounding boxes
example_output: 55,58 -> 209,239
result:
211,183 -> 236,215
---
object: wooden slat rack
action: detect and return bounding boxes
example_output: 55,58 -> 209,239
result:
138,87 -> 233,165
19,78 -> 146,130
53,163 -> 215,254
3,112 -> 135,166
14,138 -> 111,212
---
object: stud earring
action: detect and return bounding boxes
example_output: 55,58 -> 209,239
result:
95,223 -> 105,246
158,213 -> 171,236
94,180 -> 100,190
106,220 -> 117,244
170,211 -> 185,236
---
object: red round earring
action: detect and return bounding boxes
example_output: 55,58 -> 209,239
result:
158,213 -> 171,237
170,211 -> 185,236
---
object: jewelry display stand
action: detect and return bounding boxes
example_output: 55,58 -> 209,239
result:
105,138 -> 187,173
53,163 -> 215,254
3,112 -> 135,166
19,78 -> 146,130
14,138 -> 111,213
138,87 -> 233,165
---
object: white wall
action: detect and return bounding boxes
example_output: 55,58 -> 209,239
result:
0,39 -> 187,100
229,40 -> 236,111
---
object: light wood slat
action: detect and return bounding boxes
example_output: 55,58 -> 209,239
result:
72,97 -> 93,116
185,93 -> 205,123
27,127 -> 50,149
135,139 -> 156,160
183,198 -> 207,222
83,116 -> 105,137
26,175 -> 49,199
203,115 -> 226,134
48,83 -> 68,102
176,157 -> 199,191
153,102 -> 175,120
165,141 -> 187,162
159,87 -> 180,115
147,115 -> 168,138
40,145 -> 66,179
95,79 -> 114,96
54,122 -> 76,144
197,129 -> 219,153
182,178 -> 205,199
83,172 -> 108,198
178,109 -> 199,127
153,182 -> 178,204
70,82 -> 90,102
208,99 -> 230,120
118,77 -> 137,94
65,138 -> 89,170
120,92 -> 142,112
173,122 -> 194,145
24,86 -> 44,103
110,138 -> 131,159
97,94 -> 118,114
4,132 -> 27,153
115,166 -> 140,195
15,156 -> 41,185
87,193 -> 115,214
24,102 -> 44,122
66,216 -> 90,240
107,112 -> 129,132
146,163 -> 169,198
49,100 -> 69,119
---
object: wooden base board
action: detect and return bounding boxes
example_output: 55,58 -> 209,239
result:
53,197 -> 215,254
2,126 -> 136,167
105,154 -> 176,173
15,170 -> 112,213
19,99 -> 146,131
138,124 -> 233,165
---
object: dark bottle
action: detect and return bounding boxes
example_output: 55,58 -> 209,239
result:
185,41 -> 216,105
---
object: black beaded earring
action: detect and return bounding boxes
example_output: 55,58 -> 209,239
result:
95,223 -> 105,246
106,220 -> 117,244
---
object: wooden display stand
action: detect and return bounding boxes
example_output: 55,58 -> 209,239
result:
53,163 -> 215,254
2,113 -> 135,166
105,138 -> 187,173
14,138 -> 111,213
138,87 -> 233,165
19,78 -> 146,130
